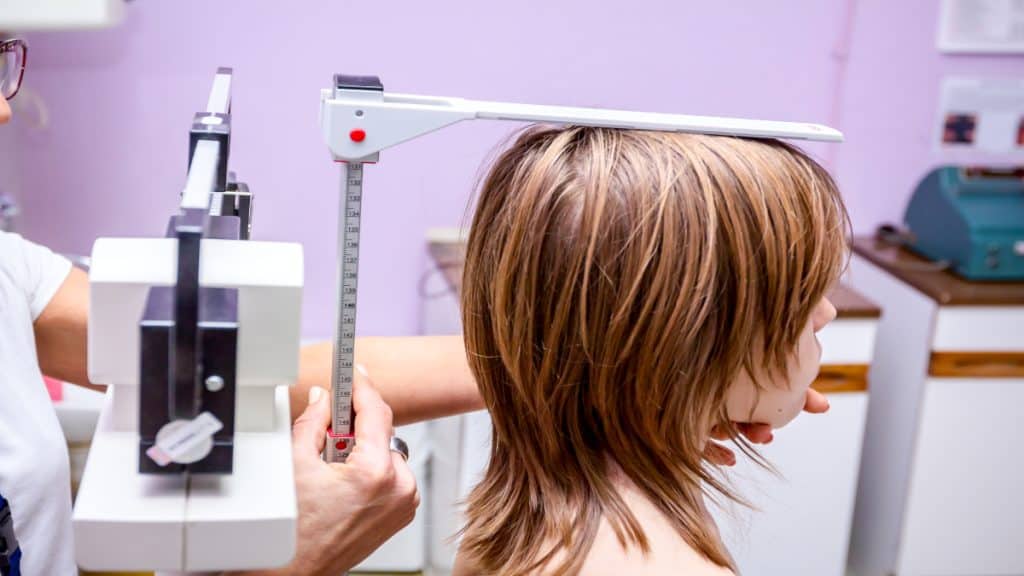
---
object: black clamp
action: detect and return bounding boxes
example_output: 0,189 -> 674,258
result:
138,210 -> 241,475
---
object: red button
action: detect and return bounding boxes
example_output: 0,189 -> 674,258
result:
349,129 -> 366,143
335,439 -> 348,450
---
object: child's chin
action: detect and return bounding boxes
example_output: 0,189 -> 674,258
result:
772,395 -> 810,429
770,411 -> 800,430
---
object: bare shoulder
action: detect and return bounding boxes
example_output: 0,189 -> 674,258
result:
578,481 -> 734,576
453,520 -> 732,576
579,516 -> 733,576
453,480 -> 733,576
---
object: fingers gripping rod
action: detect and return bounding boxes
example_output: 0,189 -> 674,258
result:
319,74 -> 843,462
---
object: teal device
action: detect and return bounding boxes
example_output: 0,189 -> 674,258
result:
904,167 -> 1024,281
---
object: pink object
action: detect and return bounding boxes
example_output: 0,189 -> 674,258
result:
44,376 -> 64,402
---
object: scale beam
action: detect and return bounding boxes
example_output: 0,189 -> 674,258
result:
321,81 -> 842,162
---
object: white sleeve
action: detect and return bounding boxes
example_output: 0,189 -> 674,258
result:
0,231 -> 73,321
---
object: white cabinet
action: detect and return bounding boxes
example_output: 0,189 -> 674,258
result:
847,238 -> 1024,576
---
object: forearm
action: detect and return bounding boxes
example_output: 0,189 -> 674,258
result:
34,266 -> 479,420
292,335 -> 482,425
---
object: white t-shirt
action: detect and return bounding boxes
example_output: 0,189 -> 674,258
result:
0,231 -> 75,575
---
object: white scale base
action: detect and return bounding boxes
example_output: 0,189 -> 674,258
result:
73,386 -> 297,572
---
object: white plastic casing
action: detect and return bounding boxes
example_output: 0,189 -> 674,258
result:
73,237 -> 303,572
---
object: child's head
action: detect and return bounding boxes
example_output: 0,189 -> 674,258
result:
460,126 -> 848,573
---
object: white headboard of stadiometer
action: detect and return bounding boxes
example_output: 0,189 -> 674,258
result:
0,0 -> 123,31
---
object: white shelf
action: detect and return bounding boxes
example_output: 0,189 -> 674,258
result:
0,0 -> 123,31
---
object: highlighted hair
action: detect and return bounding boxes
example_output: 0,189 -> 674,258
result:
460,126 -> 848,574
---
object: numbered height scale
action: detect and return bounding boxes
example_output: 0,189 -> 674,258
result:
325,161 -> 363,462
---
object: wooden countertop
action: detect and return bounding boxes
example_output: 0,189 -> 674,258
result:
428,239 -> 880,319
828,284 -> 881,319
852,236 -> 1024,306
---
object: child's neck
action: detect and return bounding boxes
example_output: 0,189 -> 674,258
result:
589,461 -> 733,576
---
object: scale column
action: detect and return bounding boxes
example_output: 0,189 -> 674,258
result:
325,161 -> 363,463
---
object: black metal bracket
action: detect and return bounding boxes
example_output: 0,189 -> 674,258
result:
138,68 -> 248,475
334,74 -> 384,92
220,172 -> 253,240
138,213 -> 242,475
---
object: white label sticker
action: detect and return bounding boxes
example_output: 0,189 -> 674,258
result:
146,412 -> 224,466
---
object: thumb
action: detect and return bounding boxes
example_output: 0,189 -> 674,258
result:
803,388 -> 830,414
292,386 -> 331,460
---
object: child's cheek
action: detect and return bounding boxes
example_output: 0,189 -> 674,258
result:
726,378 -> 804,428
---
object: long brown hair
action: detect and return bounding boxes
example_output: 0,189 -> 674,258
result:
460,126 -> 848,574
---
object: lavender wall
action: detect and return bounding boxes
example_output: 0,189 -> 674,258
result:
835,0 -> 1024,230
11,1 -> 1015,338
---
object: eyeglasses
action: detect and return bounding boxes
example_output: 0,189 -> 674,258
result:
1,39 -> 27,100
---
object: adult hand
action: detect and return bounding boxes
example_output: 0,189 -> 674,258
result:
248,372 -> 419,575
705,387 -> 830,466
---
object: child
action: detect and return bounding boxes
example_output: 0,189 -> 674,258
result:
455,126 -> 848,575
